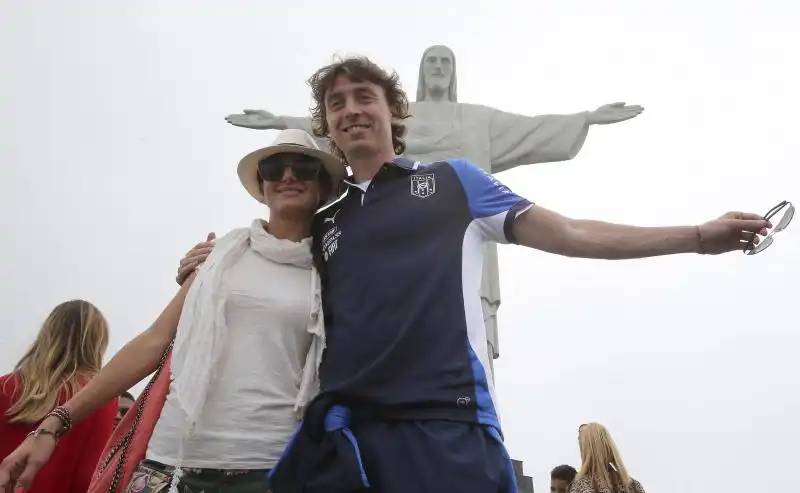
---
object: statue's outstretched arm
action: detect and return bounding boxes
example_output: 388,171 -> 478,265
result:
488,107 -> 589,173
488,101 -> 644,173
224,109 -> 312,133
586,102 -> 643,125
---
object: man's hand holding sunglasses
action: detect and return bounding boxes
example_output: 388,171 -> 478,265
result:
697,211 -> 771,255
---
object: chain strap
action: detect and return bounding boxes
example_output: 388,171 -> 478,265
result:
96,341 -> 173,493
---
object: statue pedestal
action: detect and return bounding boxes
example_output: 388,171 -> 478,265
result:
512,459 -> 534,492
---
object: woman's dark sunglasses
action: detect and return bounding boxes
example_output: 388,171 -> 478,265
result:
257,155 -> 322,182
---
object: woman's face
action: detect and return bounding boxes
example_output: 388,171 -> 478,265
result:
258,153 -> 329,216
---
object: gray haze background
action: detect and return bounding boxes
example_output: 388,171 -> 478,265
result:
1,1 -> 798,491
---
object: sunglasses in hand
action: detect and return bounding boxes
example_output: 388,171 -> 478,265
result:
744,200 -> 794,255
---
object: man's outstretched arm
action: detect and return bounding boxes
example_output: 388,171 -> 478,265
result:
512,206 -> 769,259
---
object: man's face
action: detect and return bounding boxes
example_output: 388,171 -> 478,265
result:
422,46 -> 453,95
550,478 -> 570,493
325,75 -> 394,160
115,396 -> 134,428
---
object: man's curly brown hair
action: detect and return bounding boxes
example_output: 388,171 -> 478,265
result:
308,56 -> 410,162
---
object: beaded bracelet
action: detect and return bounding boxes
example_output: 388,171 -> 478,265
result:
44,406 -> 72,436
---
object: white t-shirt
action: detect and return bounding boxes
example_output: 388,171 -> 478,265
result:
146,244 -> 313,469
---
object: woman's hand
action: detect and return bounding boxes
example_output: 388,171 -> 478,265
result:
0,416 -> 62,492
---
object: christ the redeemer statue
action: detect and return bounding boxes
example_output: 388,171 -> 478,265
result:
224,45 -> 643,374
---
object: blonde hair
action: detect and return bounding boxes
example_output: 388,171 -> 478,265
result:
577,422 -> 632,492
5,300 -> 109,423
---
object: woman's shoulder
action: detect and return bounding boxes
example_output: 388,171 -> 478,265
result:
0,373 -> 18,398
0,374 -> 21,430
568,475 -> 643,493
568,476 -> 594,493
1,372 -> 92,392
629,477 -> 645,493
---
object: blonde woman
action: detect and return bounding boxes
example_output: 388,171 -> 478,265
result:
0,299 -> 115,493
570,423 -> 646,493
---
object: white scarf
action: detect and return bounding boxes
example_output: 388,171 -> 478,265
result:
167,219 -> 325,489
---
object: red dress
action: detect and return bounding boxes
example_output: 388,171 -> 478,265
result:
0,373 -> 117,493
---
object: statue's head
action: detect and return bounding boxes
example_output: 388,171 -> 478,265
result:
417,45 -> 457,103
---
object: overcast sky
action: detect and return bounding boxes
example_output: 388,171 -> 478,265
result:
1,1 -> 798,491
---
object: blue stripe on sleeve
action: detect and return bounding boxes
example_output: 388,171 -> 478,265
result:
446,158 -> 526,219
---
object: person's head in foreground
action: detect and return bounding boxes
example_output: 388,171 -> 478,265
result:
307,55 -> 410,167
550,464 -> 577,493
576,422 -> 644,492
114,391 -> 135,428
6,300 -> 109,423
238,128 -> 345,231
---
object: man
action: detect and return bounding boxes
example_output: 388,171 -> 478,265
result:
225,44 -> 643,370
114,391 -> 134,429
177,56 -> 768,493
551,464 -> 577,493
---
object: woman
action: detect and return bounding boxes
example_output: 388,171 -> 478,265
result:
0,129 -> 345,493
570,423 -> 646,493
0,299 -> 115,493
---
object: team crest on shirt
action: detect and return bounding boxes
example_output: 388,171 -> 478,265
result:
410,174 -> 436,198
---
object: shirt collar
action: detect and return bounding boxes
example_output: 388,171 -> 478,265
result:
389,157 -> 420,170
342,157 -> 420,187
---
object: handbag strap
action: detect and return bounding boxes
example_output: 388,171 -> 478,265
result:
97,341 -> 173,493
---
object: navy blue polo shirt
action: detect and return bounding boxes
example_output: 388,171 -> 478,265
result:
311,157 -> 531,430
